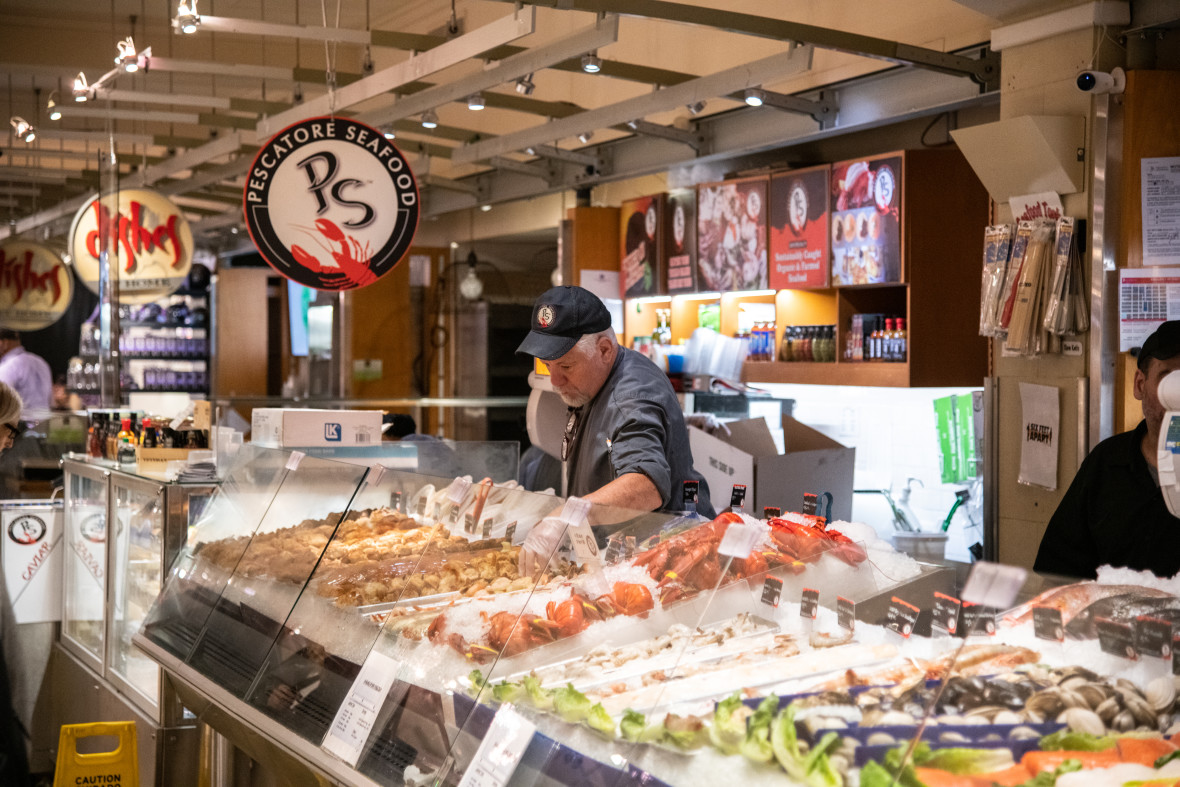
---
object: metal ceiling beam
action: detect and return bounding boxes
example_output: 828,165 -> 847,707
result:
621,119 -> 704,151
452,44 -> 812,164
156,157 -> 251,199
487,156 -> 553,181
0,186 -> 43,197
197,16 -> 372,45
57,106 -> 202,125
124,132 -> 249,189
145,57 -> 292,83
362,15 -> 620,128
37,130 -> 155,146
95,89 -> 232,110
0,168 -> 70,184
732,89 -> 838,126
423,176 -> 480,196
527,144 -> 598,167
261,9 -> 537,133
493,0 -> 999,88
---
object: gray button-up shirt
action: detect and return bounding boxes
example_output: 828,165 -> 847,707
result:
565,347 -> 714,517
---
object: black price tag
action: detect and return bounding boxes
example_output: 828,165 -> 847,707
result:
504,522 -> 517,543
800,588 -> 819,620
763,506 -> 781,520
448,505 -> 461,526
1032,606 -> 1065,642
464,513 -> 476,534
961,603 -> 997,637
682,480 -> 699,506
885,596 -> 920,638
760,576 -> 783,608
1135,616 -> 1174,660
802,492 -> 817,515
481,518 -> 493,539
837,596 -> 855,632
432,502 -> 441,521
1096,617 -> 1138,661
730,484 -> 747,510
392,491 -> 402,511
1173,633 -> 1180,676
931,592 -> 961,635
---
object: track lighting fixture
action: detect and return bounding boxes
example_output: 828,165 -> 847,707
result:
10,117 -> 36,144
420,109 -> 439,129
175,0 -> 200,34
467,93 -> 485,111
686,100 -> 706,115
47,92 -> 61,121
577,131 -> 593,144
744,88 -> 765,107
581,52 -> 602,74
116,37 -> 139,72
72,72 -> 90,101
625,119 -> 639,130
515,75 -> 535,96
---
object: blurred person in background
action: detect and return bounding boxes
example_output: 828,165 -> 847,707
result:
0,382 -> 31,786
0,331 -> 50,420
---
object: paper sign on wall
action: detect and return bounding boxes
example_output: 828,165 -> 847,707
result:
1018,382 -> 1059,491
1142,157 -> 1180,265
1118,268 -> 1180,351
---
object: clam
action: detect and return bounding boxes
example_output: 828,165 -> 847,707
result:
866,732 -> 896,746
1058,707 -> 1105,736
993,710 -> 1023,725
1123,692 -> 1158,728
1056,666 -> 1100,685
1009,726 -> 1041,741
939,731 -> 970,743
879,710 -> 917,726
1112,709 -> 1137,732
1076,683 -> 1111,709
1148,676 -> 1176,712
1096,696 -> 1121,724
829,754 -> 850,774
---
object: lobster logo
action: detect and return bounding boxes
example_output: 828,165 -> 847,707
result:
244,117 -> 420,291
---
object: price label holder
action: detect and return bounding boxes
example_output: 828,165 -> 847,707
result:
961,561 -> 1028,609
682,480 -> 699,512
447,477 -> 472,505
837,596 -> 855,633
321,649 -> 403,766
729,484 -> 747,514
802,493 -> 817,516
285,451 -> 305,471
391,491 -> 402,512
504,521 -> 517,544
1136,616 -> 1174,680
1096,617 -> 1138,662
367,463 -> 387,488
931,592 -> 961,638
432,502 -> 442,522
960,603 -> 997,637
561,498 -> 598,568
885,596 -> 920,639
464,513 -> 477,535
760,576 -> 783,610
763,506 -> 781,520
481,516 -> 495,540
718,522 -> 761,559
1173,632 -> 1180,677
799,587 -> 818,635
448,504 -> 462,527
1032,606 -> 1065,662
456,704 -> 536,787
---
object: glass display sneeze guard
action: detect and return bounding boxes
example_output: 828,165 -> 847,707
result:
61,460 -> 110,674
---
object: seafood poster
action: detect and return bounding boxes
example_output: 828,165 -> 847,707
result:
664,189 -> 697,293
696,176 -> 769,292
830,154 -> 902,285
619,194 -> 664,298
769,166 -> 830,289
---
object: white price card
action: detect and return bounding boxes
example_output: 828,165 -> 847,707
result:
457,704 -> 536,787
718,523 -> 762,558
367,463 -> 387,487
447,477 -> 473,504
961,561 -> 1027,610
321,649 -> 402,766
566,520 -> 601,565
285,451 -> 305,471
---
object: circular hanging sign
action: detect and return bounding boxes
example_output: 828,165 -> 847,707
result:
243,117 -> 420,291
69,188 -> 194,304
0,241 -> 74,331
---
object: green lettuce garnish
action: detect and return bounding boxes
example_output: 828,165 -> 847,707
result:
710,692 -> 752,755
920,746 -> 1015,775
491,680 -> 524,704
1038,729 -> 1117,752
468,669 -> 487,693
740,695 -> 778,764
522,675 -> 554,711
587,703 -> 616,738
662,713 -> 707,750
553,683 -> 591,723
620,709 -> 647,743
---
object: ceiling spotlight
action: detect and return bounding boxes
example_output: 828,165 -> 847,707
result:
581,52 -> 603,74
744,88 -> 766,107
175,0 -> 200,34
47,91 -> 61,121
686,100 -> 706,115
72,72 -> 90,101
524,146 -> 537,156
467,93 -> 485,111
515,75 -> 535,96
116,37 -> 139,72
384,130 -> 396,140
480,204 -> 492,212
420,109 -> 439,129
625,119 -> 639,130
577,131 -> 593,144
459,251 -> 484,301
10,117 -> 36,144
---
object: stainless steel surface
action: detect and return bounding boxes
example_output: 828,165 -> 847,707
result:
1088,91 -> 1122,449
983,377 -> 998,562
199,723 -> 235,787
60,460 -> 110,674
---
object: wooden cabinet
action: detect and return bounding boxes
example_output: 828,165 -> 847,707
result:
627,149 -> 989,388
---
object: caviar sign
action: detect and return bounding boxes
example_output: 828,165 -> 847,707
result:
244,117 -> 419,291
69,188 -> 194,304
0,242 -> 73,331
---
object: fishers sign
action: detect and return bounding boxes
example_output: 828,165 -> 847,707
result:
0,241 -> 73,330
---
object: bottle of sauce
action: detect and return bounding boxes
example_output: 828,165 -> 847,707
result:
140,417 -> 158,448
116,418 -> 137,464
896,317 -> 907,362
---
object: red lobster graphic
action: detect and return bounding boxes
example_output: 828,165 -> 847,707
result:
290,218 -> 377,289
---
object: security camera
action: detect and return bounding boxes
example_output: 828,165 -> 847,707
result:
1076,67 -> 1125,94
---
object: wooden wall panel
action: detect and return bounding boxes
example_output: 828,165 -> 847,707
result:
1119,71 -> 1180,270
213,268 -> 269,397
348,251 -> 415,399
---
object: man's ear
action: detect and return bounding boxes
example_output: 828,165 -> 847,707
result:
1134,366 -> 1148,402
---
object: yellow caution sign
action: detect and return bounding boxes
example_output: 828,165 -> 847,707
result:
53,721 -> 139,787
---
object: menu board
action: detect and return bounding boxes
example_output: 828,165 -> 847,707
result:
696,176 -> 768,292
665,189 -> 697,293
830,154 -> 902,285
769,166 -> 830,289
620,194 -> 665,298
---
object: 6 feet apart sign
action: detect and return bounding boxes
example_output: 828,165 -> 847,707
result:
244,117 -> 420,291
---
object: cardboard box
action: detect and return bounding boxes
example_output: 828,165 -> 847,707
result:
251,408 -> 383,449
689,416 -> 856,521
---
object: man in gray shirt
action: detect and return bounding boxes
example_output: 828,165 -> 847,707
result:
516,286 -> 713,573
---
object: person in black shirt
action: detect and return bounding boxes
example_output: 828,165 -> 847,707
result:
1034,320 -> 1180,578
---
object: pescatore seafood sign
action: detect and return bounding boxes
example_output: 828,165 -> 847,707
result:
244,117 -> 419,291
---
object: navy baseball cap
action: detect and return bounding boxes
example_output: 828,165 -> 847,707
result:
1135,320 -> 1180,371
516,286 -> 612,361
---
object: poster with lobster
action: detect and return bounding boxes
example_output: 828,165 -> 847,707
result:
769,165 -> 830,289
619,194 -> 664,298
830,153 -> 903,285
696,176 -> 768,292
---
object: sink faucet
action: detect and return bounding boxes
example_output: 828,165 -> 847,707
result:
854,479 -> 922,532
